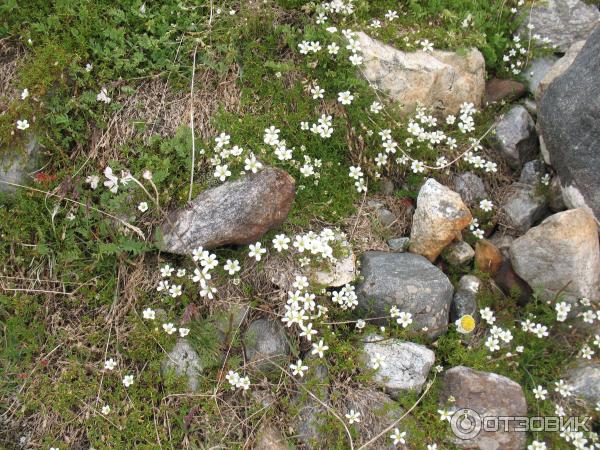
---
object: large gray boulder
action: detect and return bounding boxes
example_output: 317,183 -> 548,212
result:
538,27 -> 600,221
520,0 -> 600,52
362,334 -> 434,398
565,362 -> 600,407
489,106 -> 539,170
356,252 -> 454,337
440,366 -> 527,449
535,40 -> 586,102
509,208 -> 600,303
159,167 -> 295,253
356,32 -> 485,117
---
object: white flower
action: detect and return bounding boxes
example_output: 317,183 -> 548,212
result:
86,175 -> 100,189
348,165 -> 363,180
480,307 -> 496,324
224,259 -> 241,275
396,311 -> 413,328
101,405 -> 111,415
356,319 -> 366,329
371,352 -> 386,370
163,323 -> 177,335
142,308 -> 155,320
581,309 -> 597,324
138,202 -> 148,212
516,345 -> 524,353
272,234 -> 290,252
528,441 -> 547,450
214,164 -> 231,181
390,428 -> 406,445
248,242 -> 266,261
554,379 -> 573,397
555,301 -> 571,322
85,63 -> 93,72
479,199 -> 493,212
438,409 -> 452,422
370,101 -> 383,114
226,370 -> 240,388
345,409 -> 360,424
122,374 -> 134,387
292,275 -> 309,291
485,336 -> 500,352
168,284 -> 182,298
349,53 -> 363,66
263,126 -> 280,146
310,85 -> 324,99
337,91 -> 354,105
594,334 -> 600,348
179,327 -> 190,337
103,166 -> 119,193
327,42 -> 340,55
385,10 -> 399,21
21,88 -> 29,100
554,404 -> 565,416
156,280 -> 169,292
533,323 -> 548,338
427,445 -> 438,450
290,359 -> 309,377
420,39 -> 434,52
104,358 -> 117,370
238,376 -> 251,390
16,119 -> 30,130
214,132 -> 230,148
411,160 -> 425,173
311,339 -> 329,358
300,323 -> 318,341
580,345 -> 594,359
533,385 -> 547,400
315,12 -> 327,24
244,155 -> 263,173
96,87 -> 111,104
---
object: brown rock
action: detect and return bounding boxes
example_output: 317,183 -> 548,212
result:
159,167 -> 295,253
493,260 -> 532,305
474,239 -> 503,275
440,366 -> 527,450
409,179 -> 473,262
254,422 -> 292,450
484,78 -> 526,105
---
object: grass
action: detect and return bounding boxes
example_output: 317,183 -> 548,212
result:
1,0 -> 597,448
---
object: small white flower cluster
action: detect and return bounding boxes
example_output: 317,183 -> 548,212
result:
484,325 -> 514,352
560,430 -> 599,450
502,35 -> 528,75
263,125 -> 294,162
348,165 -> 367,193
210,131 -> 264,183
390,306 -> 413,328
320,0 -> 355,17
103,358 -> 134,393
303,113 -> 334,139
521,319 -> 549,338
331,284 -> 358,310
299,154 -> 322,181
96,87 -> 111,104
225,370 -> 250,390
291,228 -> 341,261
191,247 -> 222,298
469,218 -> 484,240
555,301 -> 571,322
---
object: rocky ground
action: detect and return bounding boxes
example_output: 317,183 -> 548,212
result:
0,0 -> 599,449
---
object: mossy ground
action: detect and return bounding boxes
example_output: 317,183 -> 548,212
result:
0,0 -> 597,449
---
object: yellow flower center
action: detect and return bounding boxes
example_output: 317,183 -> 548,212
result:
459,314 -> 476,332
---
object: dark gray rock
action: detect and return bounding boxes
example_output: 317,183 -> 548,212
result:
387,237 -> 410,252
450,275 -> 481,322
520,0 -> 600,52
362,334 -> 434,398
440,366 -> 527,450
490,106 -> 539,170
159,167 -> 295,253
566,362 -> 600,406
452,172 -> 488,204
518,160 -> 544,185
376,208 -> 396,228
244,319 -> 290,371
524,56 -> 559,95
0,136 -> 41,193
500,183 -> 549,233
356,252 -> 454,337
445,241 -> 475,266
538,27 -> 600,220
161,339 -> 203,391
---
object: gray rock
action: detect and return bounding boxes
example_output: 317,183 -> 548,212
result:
440,366 -> 527,450
566,362 -> 600,407
445,241 -> 475,266
356,252 -> 454,337
212,303 -> 249,343
524,56 -> 559,95
509,208 -> 600,304
452,172 -> 488,204
536,40 -> 586,102
0,136 -> 41,193
387,237 -> 410,252
380,178 -> 395,196
538,27 -> 600,220
158,167 -> 295,253
490,106 -> 539,170
368,200 -> 384,209
548,176 -> 566,212
409,178 -> 472,262
161,339 -> 203,391
523,98 -> 538,117
488,232 -> 515,259
362,334 -> 434,398
450,275 -> 481,322
500,183 -> 549,233
356,32 -> 485,117
244,319 -> 290,371
518,160 -> 544,185
376,208 -> 396,228
520,0 -> 600,52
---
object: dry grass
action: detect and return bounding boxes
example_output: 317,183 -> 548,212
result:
0,38 -> 23,112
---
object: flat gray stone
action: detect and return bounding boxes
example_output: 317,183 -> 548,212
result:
452,172 -> 488,204
566,362 -> 600,407
161,339 -> 203,391
0,136 -> 41,193
518,160 -> 544,185
356,251 -> 454,337
490,106 -> 539,170
362,334 -> 434,398
387,237 -> 410,252
500,183 -> 549,233
244,319 -> 290,371
445,241 -> 475,266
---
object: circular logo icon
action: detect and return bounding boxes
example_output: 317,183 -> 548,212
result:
451,408 -> 482,440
